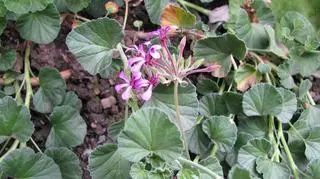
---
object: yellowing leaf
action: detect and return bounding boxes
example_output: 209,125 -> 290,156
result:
160,4 -> 196,28
235,64 -> 262,92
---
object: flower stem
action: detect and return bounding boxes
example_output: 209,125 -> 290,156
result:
177,0 -> 210,16
122,0 -> 129,31
307,92 -> 316,105
24,42 -> 33,108
177,157 -> 223,179
268,116 -> 279,162
174,81 -> 190,160
278,122 -> 300,179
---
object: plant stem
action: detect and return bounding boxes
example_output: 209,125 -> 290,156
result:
177,0 -> 210,16
24,42 -> 32,108
124,103 -> 129,121
74,14 -> 90,22
268,116 -> 279,162
177,157 -> 223,179
116,43 -> 128,70
122,0 -> 129,31
30,138 -> 42,153
0,140 -> 19,163
307,92 -> 316,105
0,138 -> 11,155
14,81 -> 23,104
174,81 -> 190,160
211,144 -> 218,156
278,122 -> 300,179
288,122 -> 307,143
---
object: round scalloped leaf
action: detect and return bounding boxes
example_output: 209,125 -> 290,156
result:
235,64 -> 262,92
199,94 -> 229,117
16,4 -> 60,44
275,88 -> 297,123
237,138 -> 272,172
256,158 -> 291,179
0,96 -> 33,142
289,50 -> 320,77
222,92 -> 243,115
305,127 -> 320,160
276,60 -> 297,89
160,4 -> 196,28
306,159 -> 320,178
0,148 -> 62,179
299,79 -> 312,101
242,83 -> 283,117
186,124 -> 211,155
88,144 -> 130,179
144,82 -> 198,132
3,0 -> 53,14
196,78 -> 219,96
177,164 -> 200,179
280,11 -> 317,48
45,147 -> 82,179
230,9 -> 269,50
202,116 -> 237,153
194,33 -> 246,77
238,116 -> 268,139
118,108 -> 184,162
299,105 -> 320,128
33,67 -> 67,113
228,165 -> 253,179
288,119 -> 310,144
251,0 -> 275,24
145,0 -> 169,24
46,105 -> 87,148
0,50 -> 16,71
64,0 -> 90,12
66,17 -> 123,77
130,163 -> 149,179
199,156 -> 223,179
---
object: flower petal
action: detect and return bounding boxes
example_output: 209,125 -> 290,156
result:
141,85 -> 153,101
115,83 -> 129,92
121,86 -> 132,100
119,71 -> 130,83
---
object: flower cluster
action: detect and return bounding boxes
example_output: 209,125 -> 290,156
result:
115,26 -> 220,101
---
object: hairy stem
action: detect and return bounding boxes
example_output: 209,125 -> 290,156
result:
174,81 -> 190,160
122,0 -> 129,31
278,122 -> 300,179
177,0 -> 210,16
178,157 -> 223,179
24,42 -> 33,108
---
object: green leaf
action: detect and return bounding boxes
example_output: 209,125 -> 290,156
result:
177,165 -> 200,179
222,92 -> 243,115
160,5 -> 196,28
33,67 -> 67,113
305,127 -> 320,160
196,78 -> 219,96
108,120 -> 125,141
144,83 -> 198,132
16,4 -> 60,44
199,94 -> 229,117
202,116 -> 237,153
256,158 -> 291,179
86,0 -> 108,18
242,83 -> 283,116
88,144 -> 131,179
299,79 -> 312,100
228,165 -> 253,179
144,0 -> 169,24
234,64 -> 262,92
261,25 -> 287,58
64,0 -> 90,12
0,1 -> 7,17
306,159 -> 320,178
288,119 -> 310,144
238,138 -> 272,172
194,33 -> 246,77
0,148 -> 62,179
186,124 -> 211,155
0,50 -> 16,71
275,88 -> 297,123
251,0 -> 275,25
280,11 -> 318,48
129,163 -> 149,179
299,105 -> 320,128
0,17 -> 6,34
0,97 -> 33,142
238,116 -> 268,139
276,60 -> 297,89
199,156 -> 223,179
45,147 -> 82,179
3,0 -> 53,14
118,108 -> 183,162
289,49 -> 320,77
60,91 -> 82,110
230,9 -> 269,50
46,106 -> 87,148
66,17 -> 124,77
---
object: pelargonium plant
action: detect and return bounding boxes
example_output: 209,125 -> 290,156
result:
0,0 -> 320,179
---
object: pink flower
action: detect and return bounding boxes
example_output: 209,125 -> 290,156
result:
149,45 -> 161,59
115,71 -> 145,100
140,75 -> 159,101
128,44 -> 161,72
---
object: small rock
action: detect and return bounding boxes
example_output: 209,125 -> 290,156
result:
111,105 -> 119,114
101,96 -> 117,109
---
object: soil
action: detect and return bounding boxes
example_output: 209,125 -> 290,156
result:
1,1 -> 319,179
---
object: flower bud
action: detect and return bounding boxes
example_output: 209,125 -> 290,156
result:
105,2 -> 119,14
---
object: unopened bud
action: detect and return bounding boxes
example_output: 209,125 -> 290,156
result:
105,2 -> 119,14
133,20 -> 143,29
